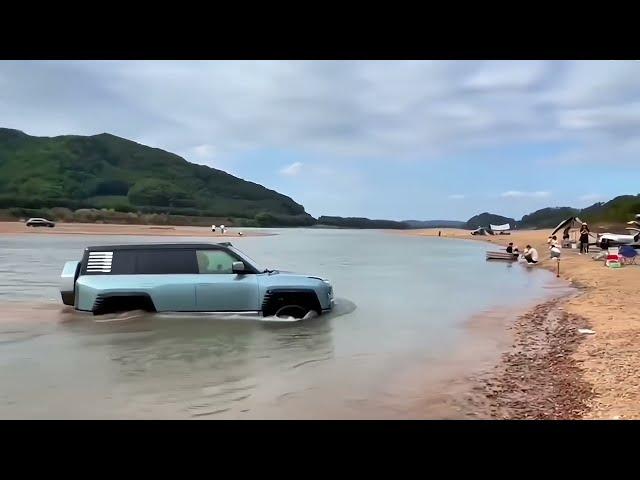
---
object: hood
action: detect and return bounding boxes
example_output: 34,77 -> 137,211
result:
264,270 -> 331,284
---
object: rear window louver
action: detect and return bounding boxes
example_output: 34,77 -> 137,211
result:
87,251 -> 113,273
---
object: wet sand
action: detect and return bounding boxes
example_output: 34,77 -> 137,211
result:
391,280 -> 579,419
0,222 -> 273,237
402,228 -> 640,419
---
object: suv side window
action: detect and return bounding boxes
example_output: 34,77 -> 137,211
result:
196,249 -> 236,274
111,250 -> 136,274
135,249 -> 198,274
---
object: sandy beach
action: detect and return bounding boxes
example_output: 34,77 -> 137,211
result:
402,228 -> 640,419
0,221 -> 273,237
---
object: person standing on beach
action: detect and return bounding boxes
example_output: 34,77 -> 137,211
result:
549,235 -> 561,259
579,223 -> 590,254
562,227 -> 571,247
438,230 -> 441,237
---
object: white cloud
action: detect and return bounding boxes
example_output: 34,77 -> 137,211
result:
501,190 -> 551,198
192,144 -> 215,158
280,161 -> 303,176
579,193 -> 603,202
463,60 -> 549,91
2,60 -> 640,164
448,194 -> 465,199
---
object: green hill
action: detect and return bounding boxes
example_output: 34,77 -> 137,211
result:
580,195 -> 640,224
519,207 -> 580,229
402,220 -> 466,229
318,216 -> 408,229
515,195 -> 639,230
466,212 -> 516,230
0,128 -> 314,226
468,195 -> 640,231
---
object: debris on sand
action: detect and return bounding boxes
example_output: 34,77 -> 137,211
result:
469,299 -> 592,419
578,328 -> 596,335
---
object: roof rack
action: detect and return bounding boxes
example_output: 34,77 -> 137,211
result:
85,242 -> 233,251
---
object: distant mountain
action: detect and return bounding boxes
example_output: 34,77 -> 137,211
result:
519,207 -> 580,229
0,128 -> 314,226
466,212 -> 516,230
402,219 -> 466,229
317,216 -> 408,229
467,194 -> 640,231
580,195 -> 640,224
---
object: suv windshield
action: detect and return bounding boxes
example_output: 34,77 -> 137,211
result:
228,246 -> 267,273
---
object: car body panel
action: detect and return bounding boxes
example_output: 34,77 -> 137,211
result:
76,274 -> 199,312
195,274 -> 260,311
257,272 -> 333,311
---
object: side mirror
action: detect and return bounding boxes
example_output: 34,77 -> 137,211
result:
232,261 -> 246,274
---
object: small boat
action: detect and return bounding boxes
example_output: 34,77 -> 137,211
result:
486,251 -> 519,261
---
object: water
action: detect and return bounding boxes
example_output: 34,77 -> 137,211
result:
0,229 -> 562,418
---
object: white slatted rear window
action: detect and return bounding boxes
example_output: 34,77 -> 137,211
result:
87,251 -> 113,273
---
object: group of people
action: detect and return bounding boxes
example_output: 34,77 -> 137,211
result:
499,221 -> 592,266
506,239 -> 563,264
503,224 -> 591,265
505,241 -> 539,264
560,221 -> 590,252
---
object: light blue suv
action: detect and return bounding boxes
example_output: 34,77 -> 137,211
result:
60,242 -> 334,318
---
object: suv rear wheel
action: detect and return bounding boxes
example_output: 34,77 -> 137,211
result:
93,294 -> 156,315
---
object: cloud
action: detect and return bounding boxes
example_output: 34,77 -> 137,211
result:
448,194 -> 465,199
579,193 -> 603,202
279,161 -> 303,176
192,144 -> 215,158
2,60 -> 640,163
501,190 -> 551,198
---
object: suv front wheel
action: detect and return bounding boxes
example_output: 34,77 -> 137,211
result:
262,290 -> 321,319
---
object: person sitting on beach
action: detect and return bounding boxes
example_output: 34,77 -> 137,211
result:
523,245 -> 539,264
505,242 -> 519,254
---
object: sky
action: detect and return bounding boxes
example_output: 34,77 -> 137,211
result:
1,60 -> 639,221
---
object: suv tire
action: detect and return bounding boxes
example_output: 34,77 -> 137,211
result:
262,290 -> 321,319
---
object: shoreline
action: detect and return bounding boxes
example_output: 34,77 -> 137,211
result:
391,267 -> 582,419
400,228 -> 640,419
0,221 -> 275,237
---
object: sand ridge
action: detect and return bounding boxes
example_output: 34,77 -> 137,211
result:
0,221 -> 273,237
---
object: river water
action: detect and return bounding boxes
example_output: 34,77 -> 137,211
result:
0,229 -> 563,418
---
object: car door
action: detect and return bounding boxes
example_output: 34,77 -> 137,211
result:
124,249 -> 198,312
194,249 -> 260,312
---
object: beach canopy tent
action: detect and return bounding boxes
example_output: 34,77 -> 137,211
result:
471,227 -> 493,236
489,223 -> 511,232
552,216 -> 585,236
552,216 -> 598,246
